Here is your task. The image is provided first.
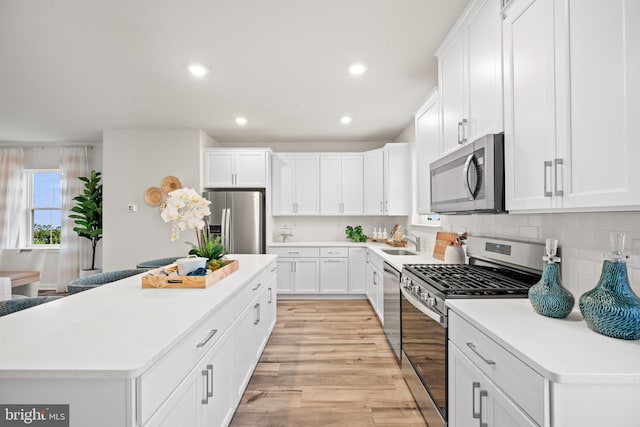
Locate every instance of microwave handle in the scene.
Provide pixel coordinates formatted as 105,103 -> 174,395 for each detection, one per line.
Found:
463,153 -> 478,201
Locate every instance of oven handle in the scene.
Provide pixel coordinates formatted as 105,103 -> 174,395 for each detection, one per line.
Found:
401,287 -> 447,327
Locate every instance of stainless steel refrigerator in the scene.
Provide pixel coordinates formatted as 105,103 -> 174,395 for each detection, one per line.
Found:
202,190 -> 266,254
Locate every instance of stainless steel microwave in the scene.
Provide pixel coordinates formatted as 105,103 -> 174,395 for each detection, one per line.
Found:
429,133 -> 505,214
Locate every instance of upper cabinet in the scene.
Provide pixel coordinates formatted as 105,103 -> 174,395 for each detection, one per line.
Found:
503,0 -> 640,212
320,154 -> 364,215
437,0 -> 503,154
203,149 -> 269,188
272,154 -> 320,215
363,144 -> 411,216
414,90 -> 440,214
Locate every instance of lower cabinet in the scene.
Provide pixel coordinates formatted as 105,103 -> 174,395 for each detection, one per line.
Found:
348,247 -> 366,293
319,247 -> 349,294
365,250 -> 384,323
448,343 -> 537,427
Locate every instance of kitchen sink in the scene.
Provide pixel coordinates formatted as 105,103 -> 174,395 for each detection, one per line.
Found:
380,249 -> 417,256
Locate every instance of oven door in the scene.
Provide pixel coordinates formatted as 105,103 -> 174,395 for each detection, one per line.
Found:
401,287 -> 447,427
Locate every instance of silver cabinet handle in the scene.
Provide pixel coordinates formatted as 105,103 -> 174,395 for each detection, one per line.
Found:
325,259 -> 344,263
479,390 -> 488,427
457,121 -> 463,144
254,303 -> 260,325
287,251 -> 300,255
252,282 -> 262,291
201,366 -> 211,404
196,329 -> 218,348
472,382 -> 481,419
373,271 -> 377,285
554,158 -> 564,196
466,342 -> 496,365
461,118 -> 468,143
544,161 -> 553,197
268,287 -> 273,304
270,266 -> 277,273
207,364 -> 213,398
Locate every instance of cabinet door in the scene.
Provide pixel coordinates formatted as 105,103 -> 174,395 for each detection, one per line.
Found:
271,154 -> 295,215
295,155 -> 320,215
341,155 -> 364,215
439,32 -> 466,154
232,301 -> 261,401
204,151 -> 234,188
236,151 -> 266,187
200,331 -> 233,427
319,258 -> 349,294
503,0 -> 557,211
264,276 -> 277,333
275,259 -> 294,293
145,370 -> 200,427
415,93 -> 441,214
363,150 -> 384,215
373,266 -> 384,324
556,0 -> 640,209
464,0 -> 503,141
348,247 -> 366,294
365,257 -> 375,309
320,156 -> 342,215
294,258 -> 319,293
384,144 -> 410,216
449,343 -> 537,427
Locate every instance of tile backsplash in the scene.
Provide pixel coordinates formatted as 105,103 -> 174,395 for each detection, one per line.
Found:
409,211 -> 640,296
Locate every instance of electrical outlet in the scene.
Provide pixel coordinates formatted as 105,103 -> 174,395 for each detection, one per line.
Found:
127,203 -> 137,213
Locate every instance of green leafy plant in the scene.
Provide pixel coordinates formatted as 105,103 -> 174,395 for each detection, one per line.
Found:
345,225 -> 368,242
70,170 -> 103,270
188,229 -> 227,270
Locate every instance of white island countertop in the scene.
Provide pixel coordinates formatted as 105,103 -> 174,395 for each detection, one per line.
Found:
268,240 -> 445,270
447,298 -> 640,384
0,254 -> 276,380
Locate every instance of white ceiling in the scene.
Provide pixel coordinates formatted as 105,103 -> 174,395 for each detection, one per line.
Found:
0,0 -> 469,144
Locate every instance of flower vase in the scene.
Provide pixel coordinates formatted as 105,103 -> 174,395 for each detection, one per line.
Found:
579,260 -> 640,340
528,263 -> 574,318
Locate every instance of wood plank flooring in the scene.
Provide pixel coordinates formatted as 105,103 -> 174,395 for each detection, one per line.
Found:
231,300 -> 427,427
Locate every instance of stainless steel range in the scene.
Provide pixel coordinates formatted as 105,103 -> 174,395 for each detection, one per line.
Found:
400,236 -> 545,427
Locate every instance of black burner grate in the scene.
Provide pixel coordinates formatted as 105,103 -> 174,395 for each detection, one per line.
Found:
404,264 -> 539,297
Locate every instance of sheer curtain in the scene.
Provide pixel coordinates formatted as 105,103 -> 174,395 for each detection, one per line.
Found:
0,147 -> 24,249
57,147 -> 89,292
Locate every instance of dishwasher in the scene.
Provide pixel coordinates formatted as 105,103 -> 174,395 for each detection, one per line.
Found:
383,262 -> 401,362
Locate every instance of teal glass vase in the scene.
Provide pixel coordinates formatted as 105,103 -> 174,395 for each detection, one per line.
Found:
529,263 -> 575,318
579,232 -> 640,340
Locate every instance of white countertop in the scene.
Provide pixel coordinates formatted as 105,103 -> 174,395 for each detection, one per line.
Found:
447,299 -> 640,384
0,254 -> 276,380
268,240 -> 445,270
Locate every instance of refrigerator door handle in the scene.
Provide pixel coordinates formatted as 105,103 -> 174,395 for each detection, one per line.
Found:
225,208 -> 232,251
220,208 -> 227,248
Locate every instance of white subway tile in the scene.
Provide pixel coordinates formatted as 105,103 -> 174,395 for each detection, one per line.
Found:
519,226 -> 539,239
609,212 -> 640,232
502,225 -> 519,237
528,215 -> 543,227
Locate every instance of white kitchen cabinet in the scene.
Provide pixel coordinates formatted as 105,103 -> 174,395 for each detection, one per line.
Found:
437,0 -> 503,153
200,330 -> 233,427
203,149 -> 268,188
363,149 -> 385,215
320,154 -> 363,215
348,247 -> 366,294
363,144 -> 410,216
504,0 -> 640,212
269,247 -> 320,294
264,275 -> 277,336
414,89 -> 440,214
365,250 -> 384,323
272,154 -> 320,215
448,343 -> 537,427
319,249 -> 349,294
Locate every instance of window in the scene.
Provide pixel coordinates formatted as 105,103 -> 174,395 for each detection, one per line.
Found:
26,170 -> 62,246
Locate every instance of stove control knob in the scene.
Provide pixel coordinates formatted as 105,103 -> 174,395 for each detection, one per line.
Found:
412,285 -> 421,293
426,297 -> 436,307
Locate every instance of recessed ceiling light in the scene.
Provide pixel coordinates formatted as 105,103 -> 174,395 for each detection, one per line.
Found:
188,63 -> 209,77
235,116 -> 248,125
349,63 -> 367,75
340,116 -> 352,125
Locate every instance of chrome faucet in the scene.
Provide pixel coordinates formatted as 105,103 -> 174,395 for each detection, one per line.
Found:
403,234 -> 421,252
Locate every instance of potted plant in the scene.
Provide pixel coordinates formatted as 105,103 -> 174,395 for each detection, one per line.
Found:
345,225 -> 368,242
70,170 -> 103,277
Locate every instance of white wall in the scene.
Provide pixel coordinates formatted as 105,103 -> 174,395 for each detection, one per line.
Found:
408,212 -> 640,297
102,129 -> 217,270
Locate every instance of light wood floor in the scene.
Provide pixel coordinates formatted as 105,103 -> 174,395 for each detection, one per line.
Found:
231,300 -> 427,427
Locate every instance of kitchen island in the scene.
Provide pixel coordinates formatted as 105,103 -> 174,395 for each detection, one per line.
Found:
0,254 -> 277,427
447,299 -> 640,427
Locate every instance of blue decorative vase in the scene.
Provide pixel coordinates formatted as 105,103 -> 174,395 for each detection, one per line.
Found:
579,259 -> 640,340
529,263 -> 575,318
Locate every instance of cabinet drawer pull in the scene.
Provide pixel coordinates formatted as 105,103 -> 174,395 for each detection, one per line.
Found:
268,287 -> 273,304
270,266 -> 277,273
461,118 -> 468,143
207,364 -> 214,398
472,382 -> 481,419
254,303 -> 261,325
196,329 -> 218,348
466,342 -> 496,365
554,158 -> 564,196
201,369 -> 210,404
544,161 -> 553,197
252,282 -> 262,291
288,251 -> 300,254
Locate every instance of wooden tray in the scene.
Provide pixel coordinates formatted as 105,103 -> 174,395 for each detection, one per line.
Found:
142,260 -> 239,288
